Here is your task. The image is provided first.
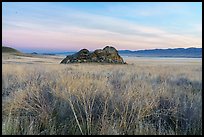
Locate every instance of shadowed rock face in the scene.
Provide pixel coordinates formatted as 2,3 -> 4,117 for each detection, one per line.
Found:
60,46 -> 126,64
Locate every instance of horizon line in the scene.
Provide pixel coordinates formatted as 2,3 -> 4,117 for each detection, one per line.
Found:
2,46 -> 201,53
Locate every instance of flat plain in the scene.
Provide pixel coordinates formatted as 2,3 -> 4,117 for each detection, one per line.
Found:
2,53 -> 202,135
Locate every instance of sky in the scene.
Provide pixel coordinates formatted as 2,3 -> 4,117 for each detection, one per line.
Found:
2,2 -> 202,53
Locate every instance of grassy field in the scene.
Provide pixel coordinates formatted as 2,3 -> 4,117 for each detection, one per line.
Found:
2,54 -> 202,135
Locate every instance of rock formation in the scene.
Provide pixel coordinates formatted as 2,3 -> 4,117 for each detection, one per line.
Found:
60,46 -> 126,64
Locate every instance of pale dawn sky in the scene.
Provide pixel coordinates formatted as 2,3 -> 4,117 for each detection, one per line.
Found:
2,2 -> 202,53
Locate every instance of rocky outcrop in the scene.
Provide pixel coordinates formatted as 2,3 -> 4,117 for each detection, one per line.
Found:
60,46 -> 126,64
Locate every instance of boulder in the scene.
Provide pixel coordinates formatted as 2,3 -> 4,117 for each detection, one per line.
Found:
60,46 -> 126,64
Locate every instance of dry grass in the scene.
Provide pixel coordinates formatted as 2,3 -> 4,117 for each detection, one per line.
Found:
2,56 -> 202,135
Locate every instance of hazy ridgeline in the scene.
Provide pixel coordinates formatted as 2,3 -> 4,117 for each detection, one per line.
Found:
2,62 -> 202,135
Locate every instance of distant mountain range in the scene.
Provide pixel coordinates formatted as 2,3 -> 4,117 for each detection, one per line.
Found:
43,47 -> 202,58
2,46 -> 202,58
118,47 -> 202,58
